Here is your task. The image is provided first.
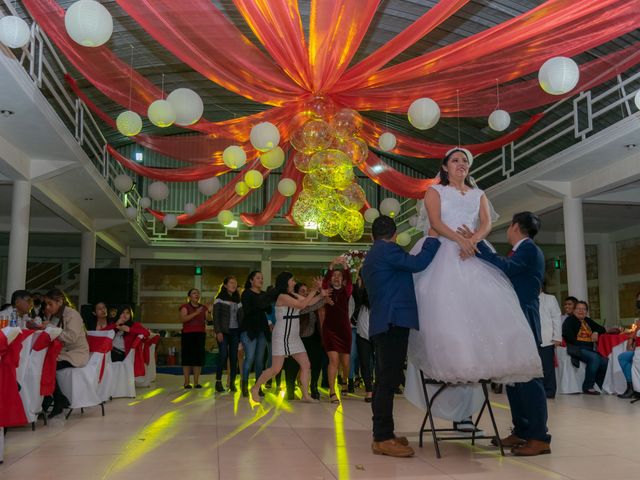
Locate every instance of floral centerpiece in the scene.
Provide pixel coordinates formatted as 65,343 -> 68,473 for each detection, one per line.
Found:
342,249 -> 367,274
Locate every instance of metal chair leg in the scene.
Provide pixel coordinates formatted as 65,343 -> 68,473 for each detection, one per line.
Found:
65,409 -> 73,419
482,382 -> 504,456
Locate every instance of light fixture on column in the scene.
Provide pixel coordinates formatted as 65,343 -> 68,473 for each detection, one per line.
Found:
224,220 -> 239,238
304,221 -> 318,240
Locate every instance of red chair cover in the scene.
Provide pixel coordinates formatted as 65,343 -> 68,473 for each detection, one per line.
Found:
31,331 -> 52,352
40,339 -> 63,396
0,331 -> 28,427
597,333 -> 628,358
87,336 -> 114,382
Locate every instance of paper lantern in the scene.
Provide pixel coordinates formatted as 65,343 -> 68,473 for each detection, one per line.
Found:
634,90 -> 640,110
408,215 -> 418,228
114,174 -> 133,192
235,181 -> 250,196
148,99 -> 176,128
538,57 -> 579,95
139,197 -> 151,209
378,132 -> 397,152
161,214 -> 178,229
260,146 -> 285,169
250,122 -> 280,152
396,231 -> 412,247
64,0 -> 113,47
222,145 -> 247,169
302,119 -> 334,151
125,206 -> 138,219
408,98 -> 440,130
488,110 -> 511,132
0,16 -> 30,49
166,88 -> 204,126
364,207 -> 380,223
331,108 -> 361,139
184,203 -> 196,215
244,170 -> 263,189
148,181 -> 169,201
116,110 -> 142,137
217,210 -> 234,226
198,177 -> 220,196
339,210 -> 365,243
277,178 -> 297,197
380,197 -> 401,218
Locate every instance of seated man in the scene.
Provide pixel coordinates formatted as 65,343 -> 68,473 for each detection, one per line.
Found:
617,314 -> 640,400
0,290 -> 36,329
562,301 -> 607,395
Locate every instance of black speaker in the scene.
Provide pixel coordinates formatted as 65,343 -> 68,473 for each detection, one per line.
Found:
88,268 -> 134,306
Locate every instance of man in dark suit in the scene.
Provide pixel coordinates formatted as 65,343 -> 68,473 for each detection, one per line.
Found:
361,216 -> 440,458
461,211 -> 551,456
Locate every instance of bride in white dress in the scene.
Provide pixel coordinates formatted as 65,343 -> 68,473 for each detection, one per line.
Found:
404,148 -> 542,419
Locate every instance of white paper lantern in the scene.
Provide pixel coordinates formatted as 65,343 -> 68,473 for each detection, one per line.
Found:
184,203 -> 197,215
488,109 -> 511,132
139,197 -> 151,209
378,132 -> 397,152
223,145 -> 247,169
198,177 -> 221,196
408,215 -> 418,228
364,207 -> 380,223
634,90 -> 640,110
277,178 -> 297,197
125,206 -> 138,219
408,98 -> 440,130
64,0 -> 113,47
167,88 -> 203,126
538,56 -> 580,95
148,181 -> 169,201
116,110 -> 142,137
0,16 -> 30,49
260,146 -> 285,169
163,214 -> 178,229
380,198 -> 401,218
250,122 -> 280,152
113,174 -> 133,192
148,99 -> 176,128
217,210 -> 234,226
396,231 -> 412,247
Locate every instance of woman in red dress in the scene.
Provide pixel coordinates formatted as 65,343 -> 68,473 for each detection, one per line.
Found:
321,257 -> 353,404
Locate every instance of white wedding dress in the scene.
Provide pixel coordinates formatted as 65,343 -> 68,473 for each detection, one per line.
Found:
404,184 -> 542,419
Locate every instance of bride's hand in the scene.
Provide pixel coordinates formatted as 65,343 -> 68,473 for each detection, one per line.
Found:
457,236 -> 479,257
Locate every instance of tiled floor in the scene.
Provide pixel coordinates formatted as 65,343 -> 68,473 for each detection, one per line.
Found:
2,374 -> 639,480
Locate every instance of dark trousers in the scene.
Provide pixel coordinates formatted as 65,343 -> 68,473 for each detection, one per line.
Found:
283,333 -> 323,395
539,345 -> 556,398
506,369 -> 551,443
371,326 -> 409,442
216,328 -> 240,383
356,334 -> 375,392
577,346 -> 608,391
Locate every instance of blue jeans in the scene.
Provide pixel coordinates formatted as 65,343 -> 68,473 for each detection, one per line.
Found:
618,351 -> 634,382
577,346 -> 608,391
240,331 -> 267,382
349,326 -> 359,379
216,328 -> 240,383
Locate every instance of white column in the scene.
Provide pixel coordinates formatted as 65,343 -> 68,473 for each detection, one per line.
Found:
597,236 -> 619,326
119,246 -> 130,268
6,180 -> 31,300
79,231 -> 96,305
261,249 -> 272,287
562,196 -> 588,302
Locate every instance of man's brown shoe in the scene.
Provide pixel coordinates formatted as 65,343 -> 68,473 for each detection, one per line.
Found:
395,436 -> 409,446
372,439 -> 415,457
512,439 -> 551,456
491,434 -> 525,448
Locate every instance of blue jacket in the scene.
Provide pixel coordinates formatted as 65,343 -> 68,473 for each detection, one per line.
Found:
361,238 -> 440,337
476,239 -> 545,345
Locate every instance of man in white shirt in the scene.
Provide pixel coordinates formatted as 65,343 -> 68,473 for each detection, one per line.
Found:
539,285 -> 563,398
0,290 -> 34,329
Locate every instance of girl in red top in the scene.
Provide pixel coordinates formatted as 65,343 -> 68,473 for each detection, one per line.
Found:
321,257 -> 353,404
102,305 -> 150,362
179,289 -> 211,389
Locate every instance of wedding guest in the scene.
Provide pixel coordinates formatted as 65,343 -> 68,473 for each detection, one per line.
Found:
42,289 -> 89,417
539,284 -> 563,398
213,276 -> 242,392
562,300 -> 608,394
561,296 -> 578,322
354,275 -> 374,402
179,288 -> 211,389
322,257 -> 353,404
86,301 -> 108,331
617,292 -> 640,399
263,286 -> 282,392
101,305 -> 150,362
240,271 -> 272,398
0,290 -> 33,328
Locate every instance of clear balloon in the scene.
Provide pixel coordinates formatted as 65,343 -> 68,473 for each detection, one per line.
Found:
338,182 -> 366,211
339,210 -> 365,242
305,96 -> 336,121
333,136 -> 369,166
302,119 -> 334,152
318,210 -> 341,237
331,108 -> 362,139
292,151 -> 313,173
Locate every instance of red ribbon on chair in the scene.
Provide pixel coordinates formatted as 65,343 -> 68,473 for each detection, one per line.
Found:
40,339 -> 63,396
143,335 -> 160,365
87,336 -> 113,382
0,331 -> 28,427
31,331 -> 52,352
131,335 -> 146,377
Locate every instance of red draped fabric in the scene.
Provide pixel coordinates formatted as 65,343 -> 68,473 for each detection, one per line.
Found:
360,151 -> 438,199
41,339 -> 62,396
130,336 -> 146,378
0,331 -> 28,427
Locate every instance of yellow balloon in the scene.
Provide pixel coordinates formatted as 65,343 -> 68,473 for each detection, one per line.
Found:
339,210 -> 365,243
302,119 -> 334,151
259,146 -> 285,169
217,210 -> 234,226
292,191 -> 320,226
235,181 -> 250,196
318,210 -> 341,237
338,182 -> 366,211
244,170 -> 263,189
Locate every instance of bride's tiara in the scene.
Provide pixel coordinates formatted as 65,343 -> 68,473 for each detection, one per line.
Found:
445,147 -> 473,166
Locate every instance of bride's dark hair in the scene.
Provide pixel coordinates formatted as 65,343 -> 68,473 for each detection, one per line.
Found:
438,149 -> 475,188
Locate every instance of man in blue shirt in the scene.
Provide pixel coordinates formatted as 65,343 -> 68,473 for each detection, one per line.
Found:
361,216 -> 440,458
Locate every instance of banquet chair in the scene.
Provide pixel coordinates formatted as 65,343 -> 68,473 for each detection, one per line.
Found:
87,330 -> 115,403
631,346 -> 640,404
135,333 -> 159,388
555,346 -> 588,394
111,334 -> 144,398
1,326 -> 23,465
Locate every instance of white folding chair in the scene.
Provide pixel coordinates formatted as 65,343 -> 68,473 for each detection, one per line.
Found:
135,334 -> 159,388
111,334 -> 143,398
87,330 -> 115,403
631,347 -> 640,399
602,341 -> 629,395
555,346 -> 587,394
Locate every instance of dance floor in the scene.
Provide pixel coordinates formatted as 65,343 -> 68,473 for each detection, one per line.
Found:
2,374 -> 639,480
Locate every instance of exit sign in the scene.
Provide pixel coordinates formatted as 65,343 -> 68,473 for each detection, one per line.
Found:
195,266 -> 203,276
